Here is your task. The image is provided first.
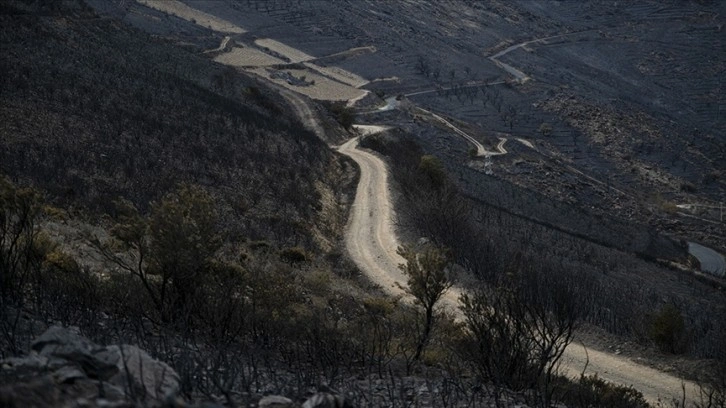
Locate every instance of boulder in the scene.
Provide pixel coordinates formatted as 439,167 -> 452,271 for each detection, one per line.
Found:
2,326 -> 180,408
107,344 -> 180,404
2,354 -> 50,371
302,392 -> 352,408
32,326 -> 119,380
53,365 -> 86,384
258,395 -> 295,408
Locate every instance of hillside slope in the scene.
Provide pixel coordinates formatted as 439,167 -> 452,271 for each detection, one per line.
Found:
0,0 -> 352,251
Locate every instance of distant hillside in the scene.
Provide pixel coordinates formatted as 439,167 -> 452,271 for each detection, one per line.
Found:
0,0 -> 352,250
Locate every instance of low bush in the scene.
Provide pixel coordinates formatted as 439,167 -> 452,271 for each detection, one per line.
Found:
649,303 -> 687,354
555,374 -> 649,408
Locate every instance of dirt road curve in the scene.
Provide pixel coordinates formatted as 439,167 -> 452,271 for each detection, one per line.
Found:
561,345 -> 698,405
339,131 -> 466,308
488,29 -> 600,82
338,137 -> 409,296
278,88 -> 326,139
416,107 -> 507,157
337,132 -> 698,405
276,84 -> 698,404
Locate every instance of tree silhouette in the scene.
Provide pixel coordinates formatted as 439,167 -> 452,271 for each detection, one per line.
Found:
397,244 -> 452,365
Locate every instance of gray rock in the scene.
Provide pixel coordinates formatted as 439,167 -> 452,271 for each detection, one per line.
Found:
107,344 -> 180,405
32,326 -> 94,356
2,354 -> 49,370
258,395 -> 295,408
65,377 -> 106,403
53,365 -> 87,384
94,398 -> 135,408
302,392 -> 352,408
92,347 -> 123,378
32,326 -> 119,380
2,326 -> 182,408
96,381 -> 128,401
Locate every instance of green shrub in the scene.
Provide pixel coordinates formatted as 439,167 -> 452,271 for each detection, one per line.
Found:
327,102 -> 356,130
418,155 -> 446,188
43,247 -> 80,273
556,374 -> 649,408
105,184 -> 220,321
279,246 -> 309,265
649,303 -> 687,354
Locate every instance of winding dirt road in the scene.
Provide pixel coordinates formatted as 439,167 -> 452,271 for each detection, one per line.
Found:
488,29 -> 600,82
142,0 -> 706,401
339,131 -> 466,308
339,137 -> 408,296
415,107 -> 507,157
336,128 -> 698,405
279,80 -> 698,407
404,81 -> 506,98
277,87 -> 326,139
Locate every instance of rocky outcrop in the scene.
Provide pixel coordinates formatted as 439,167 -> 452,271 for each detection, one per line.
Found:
1,326 -> 179,408
106,344 -> 180,404
259,389 -> 353,408
301,390 -> 352,408
258,395 -> 295,407
0,326 -> 356,408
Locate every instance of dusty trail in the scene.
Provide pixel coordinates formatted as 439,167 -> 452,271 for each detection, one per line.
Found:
488,29 -> 600,82
417,107 -> 507,157
277,87 -> 326,139
338,137 -> 408,296
280,75 -> 698,408
336,129 -> 697,405
404,81 -> 505,98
